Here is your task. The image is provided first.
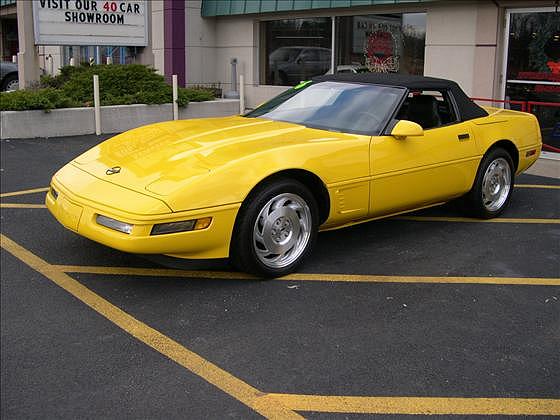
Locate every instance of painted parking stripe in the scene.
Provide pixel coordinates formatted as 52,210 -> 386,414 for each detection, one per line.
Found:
516,184 -> 560,189
0,234 -> 302,419
54,265 -> 560,286
3,234 -> 559,417
268,394 -> 560,416
395,216 -> 560,224
0,203 -> 47,209
0,187 -> 49,198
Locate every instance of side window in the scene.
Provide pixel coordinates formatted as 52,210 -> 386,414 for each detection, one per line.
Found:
396,89 -> 458,129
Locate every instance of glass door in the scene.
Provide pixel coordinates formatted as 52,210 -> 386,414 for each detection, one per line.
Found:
502,7 -> 560,150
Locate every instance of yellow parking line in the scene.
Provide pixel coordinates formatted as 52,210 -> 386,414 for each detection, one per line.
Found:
516,184 -> 560,189
54,265 -> 560,286
268,394 -> 560,416
396,216 -> 560,224
0,203 -> 47,209
3,234 -> 559,417
55,265 -> 257,280
0,234 -> 302,419
0,187 -> 49,198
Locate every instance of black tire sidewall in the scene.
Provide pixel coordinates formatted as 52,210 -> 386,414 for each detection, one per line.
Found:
468,148 -> 515,218
230,179 -> 319,278
2,74 -> 18,91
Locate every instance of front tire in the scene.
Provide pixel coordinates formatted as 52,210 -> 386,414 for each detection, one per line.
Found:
230,179 -> 318,277
464,148 -> 514,218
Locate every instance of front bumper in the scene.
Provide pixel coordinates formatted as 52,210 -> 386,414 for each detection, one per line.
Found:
46,168 -> 240,259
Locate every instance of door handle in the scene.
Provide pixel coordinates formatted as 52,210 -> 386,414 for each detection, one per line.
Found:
457,133 -> 470,140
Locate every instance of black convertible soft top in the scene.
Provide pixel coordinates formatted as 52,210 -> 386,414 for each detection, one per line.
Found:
313,73 -> 488,121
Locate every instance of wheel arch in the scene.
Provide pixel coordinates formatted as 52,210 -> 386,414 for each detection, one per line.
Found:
1,71 -> 18,90
485,139 -> 519,172
242,169 -> 331,225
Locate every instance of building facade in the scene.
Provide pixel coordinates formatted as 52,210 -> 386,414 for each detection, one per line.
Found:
148,0 -> 558,111
5,0 -> 559,145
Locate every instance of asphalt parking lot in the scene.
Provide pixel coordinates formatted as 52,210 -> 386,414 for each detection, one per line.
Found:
1,135 -> 559,419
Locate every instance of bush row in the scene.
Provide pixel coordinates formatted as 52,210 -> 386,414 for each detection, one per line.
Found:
0,64 -> 215,111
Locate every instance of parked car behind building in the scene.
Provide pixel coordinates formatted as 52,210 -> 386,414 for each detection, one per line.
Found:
1,61 -> 18,91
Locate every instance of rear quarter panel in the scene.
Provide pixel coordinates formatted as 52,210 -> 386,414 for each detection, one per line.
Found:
471,108 -> 542,173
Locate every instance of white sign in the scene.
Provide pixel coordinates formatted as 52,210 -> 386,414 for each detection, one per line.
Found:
33,0 -> 148,46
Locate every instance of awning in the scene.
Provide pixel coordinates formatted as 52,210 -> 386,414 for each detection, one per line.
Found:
201,0 -> 432,17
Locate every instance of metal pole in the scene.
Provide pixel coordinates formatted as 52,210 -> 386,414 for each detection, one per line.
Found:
172,74 -> 179,121
93,75 -> 101,135
239,74 -> 245,114
231,59 -> 238,93
225,58 -> 240,99
330,16 -> 335,74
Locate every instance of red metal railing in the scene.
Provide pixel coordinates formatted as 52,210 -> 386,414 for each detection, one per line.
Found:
527,101 -> 560,153
471,98 -> 560,153
527,101 -> 560,114
471,97 -> 527,112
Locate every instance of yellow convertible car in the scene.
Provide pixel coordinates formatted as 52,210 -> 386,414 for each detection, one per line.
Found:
47,74 -> 542,277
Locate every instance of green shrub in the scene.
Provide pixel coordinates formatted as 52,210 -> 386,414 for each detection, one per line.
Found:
1,64 -> 216,111
0,88 -> 80,112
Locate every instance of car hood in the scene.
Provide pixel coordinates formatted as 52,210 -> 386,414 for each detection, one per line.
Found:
72,116 -> 336,201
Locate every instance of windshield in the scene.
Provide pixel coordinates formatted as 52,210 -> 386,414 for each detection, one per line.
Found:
245,81 -> 404,135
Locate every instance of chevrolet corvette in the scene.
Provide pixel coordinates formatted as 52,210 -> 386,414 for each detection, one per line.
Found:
47,74 -> 542,276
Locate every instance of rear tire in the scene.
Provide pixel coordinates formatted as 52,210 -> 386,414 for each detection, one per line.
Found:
230,179 -> 318,278
464,148 -> 514,218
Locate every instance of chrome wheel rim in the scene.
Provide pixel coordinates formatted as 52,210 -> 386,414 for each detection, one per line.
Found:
253,193 -> 312,269
482,157 -> 511,212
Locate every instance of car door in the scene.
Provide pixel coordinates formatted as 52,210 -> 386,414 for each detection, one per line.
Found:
369,90 -> 480,217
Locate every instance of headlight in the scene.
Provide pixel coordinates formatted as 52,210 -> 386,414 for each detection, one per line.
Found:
151,217 -> 212,235
96,214 -> 133,234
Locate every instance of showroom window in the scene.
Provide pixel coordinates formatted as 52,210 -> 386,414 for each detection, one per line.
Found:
261,17 -> 332,86
261,13 -> 426,86
335,13 -> 426,75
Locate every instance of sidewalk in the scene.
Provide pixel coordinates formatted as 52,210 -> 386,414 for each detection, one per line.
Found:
525,151 -> 560,179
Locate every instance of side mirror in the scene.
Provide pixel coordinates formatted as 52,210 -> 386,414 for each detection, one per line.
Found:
391,120 -> 424,139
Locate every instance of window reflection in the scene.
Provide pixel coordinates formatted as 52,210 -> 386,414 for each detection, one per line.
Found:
263,18 -> 332,86
335,13 -> 426,75
506,11 -> 559,149
507,12 -> 559,83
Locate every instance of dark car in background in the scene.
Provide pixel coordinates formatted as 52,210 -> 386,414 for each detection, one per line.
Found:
1,61 -> 19,92
269,46 -> 331,85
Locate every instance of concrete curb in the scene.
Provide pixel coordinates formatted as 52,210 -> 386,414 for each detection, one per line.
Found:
0,99 -> 240,139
